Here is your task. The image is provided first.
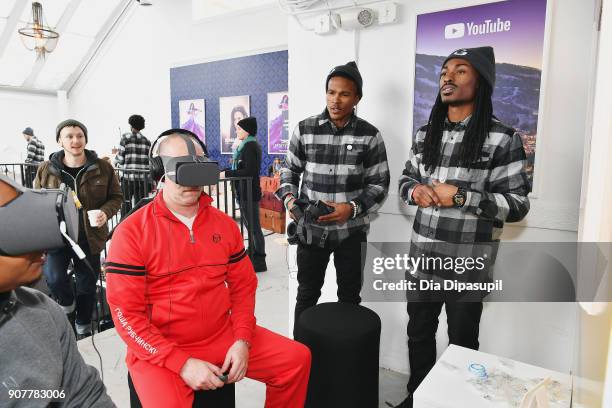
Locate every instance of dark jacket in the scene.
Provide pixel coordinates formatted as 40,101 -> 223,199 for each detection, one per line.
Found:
34,150 -> 123,254
225,141 -> 262,202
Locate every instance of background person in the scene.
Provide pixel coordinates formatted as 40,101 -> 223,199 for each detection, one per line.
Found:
35,119 -> 122,338
22,126 -> 44,188
221,117 -> 267,272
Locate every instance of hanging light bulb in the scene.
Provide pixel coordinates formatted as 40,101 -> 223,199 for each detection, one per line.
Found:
18,2 -> 60,60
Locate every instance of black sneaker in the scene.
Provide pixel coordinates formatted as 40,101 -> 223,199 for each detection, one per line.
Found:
76,332 -> 92,341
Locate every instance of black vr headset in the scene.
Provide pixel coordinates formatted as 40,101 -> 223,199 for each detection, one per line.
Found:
149,128 -> 219,186
286,199 -> 335,246
0,176 -> 79,256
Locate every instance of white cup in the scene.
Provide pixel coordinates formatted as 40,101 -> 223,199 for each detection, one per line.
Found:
87,209 -> 102,227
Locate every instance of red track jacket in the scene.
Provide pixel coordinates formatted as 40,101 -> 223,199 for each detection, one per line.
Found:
105,191 -> 257,375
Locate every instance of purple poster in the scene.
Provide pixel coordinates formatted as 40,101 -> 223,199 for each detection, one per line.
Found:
414,0 -> 548,183
219,95 -> 250,155
179,99 -> 206,143
267,91 -> 289,154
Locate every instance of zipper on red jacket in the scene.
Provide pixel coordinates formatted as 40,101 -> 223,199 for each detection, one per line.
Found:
189,229 -> 195,243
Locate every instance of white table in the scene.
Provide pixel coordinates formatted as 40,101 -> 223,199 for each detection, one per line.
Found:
413,345 -> 572,408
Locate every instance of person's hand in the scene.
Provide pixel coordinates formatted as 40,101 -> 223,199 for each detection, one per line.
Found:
431,179 -> 459,207
317,201 -> 352,225
221,340 -> 250,384
219,171 -> 226,179
95,211 -> 108,227
287,197 -> 298,220
180,358 -> 225,391
411,184 -> 441,208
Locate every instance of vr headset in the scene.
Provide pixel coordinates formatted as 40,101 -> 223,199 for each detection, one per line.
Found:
0,175 -> 79,256
286,199 -> 335,245
149,128 -> 219,186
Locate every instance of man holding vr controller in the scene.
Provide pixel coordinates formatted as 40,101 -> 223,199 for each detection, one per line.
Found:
105,129 -> 311,407
276,61 -> 390,330
0,176 -> 114,407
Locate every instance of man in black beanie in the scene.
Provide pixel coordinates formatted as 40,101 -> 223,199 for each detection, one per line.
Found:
394,47 -> 531,407
36,119 -> 122,339
115,114 -> 152,213
21,126 -> 44,187
275,61 -> 390,334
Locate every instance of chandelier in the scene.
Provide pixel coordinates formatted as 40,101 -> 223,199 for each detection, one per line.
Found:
18,2 -> 60,60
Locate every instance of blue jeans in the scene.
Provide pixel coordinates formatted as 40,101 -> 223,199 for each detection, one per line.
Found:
43,241 -> 100,325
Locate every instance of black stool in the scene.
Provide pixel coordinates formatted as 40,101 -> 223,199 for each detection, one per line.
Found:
295,302 -> 381,408
127,372 -> 235,408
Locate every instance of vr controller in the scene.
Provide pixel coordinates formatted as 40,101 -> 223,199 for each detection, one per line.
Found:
286,199 -> 334,246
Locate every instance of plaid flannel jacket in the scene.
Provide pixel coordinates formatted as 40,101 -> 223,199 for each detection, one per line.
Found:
399,116 -> 530,261
114,132 -> 151,180
25,136 -> 45,164
276,109 -> 390,247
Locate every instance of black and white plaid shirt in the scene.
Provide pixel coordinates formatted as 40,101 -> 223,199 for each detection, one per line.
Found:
25,136 -> 45,164
399,116 -> 530,260
276,109 -> 390,247
114,132 -> 151,180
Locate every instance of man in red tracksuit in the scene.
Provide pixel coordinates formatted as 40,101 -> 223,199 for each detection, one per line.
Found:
105,134 -> 311,407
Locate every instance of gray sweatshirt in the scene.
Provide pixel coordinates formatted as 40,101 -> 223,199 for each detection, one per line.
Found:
0,287 -> 115,407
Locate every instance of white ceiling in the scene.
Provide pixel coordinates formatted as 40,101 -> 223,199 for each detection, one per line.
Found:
0,0 -> 130,93
192,0 -> 276,21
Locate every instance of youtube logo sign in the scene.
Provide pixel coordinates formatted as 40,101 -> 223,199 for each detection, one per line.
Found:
445,23 -> 465,39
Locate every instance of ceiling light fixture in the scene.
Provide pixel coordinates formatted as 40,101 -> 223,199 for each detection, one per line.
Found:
18,2 -> 60,60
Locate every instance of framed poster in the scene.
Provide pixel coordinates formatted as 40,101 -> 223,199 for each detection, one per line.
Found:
219,95 -> 250,154
267,91 -> 289,154
179,99 -> 206,143
413,0 -> 549,187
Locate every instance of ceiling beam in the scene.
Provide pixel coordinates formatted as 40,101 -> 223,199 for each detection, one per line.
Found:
22,0 -> 83,88
0,84 -> 56,96
63,0 -> 134,95
0,0 -> 29,60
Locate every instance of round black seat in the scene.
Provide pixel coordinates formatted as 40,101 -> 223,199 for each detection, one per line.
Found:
127,372 -> 235,408
295,302 -> 381,408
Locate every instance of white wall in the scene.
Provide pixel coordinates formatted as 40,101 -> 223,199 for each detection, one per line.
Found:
0,91 -> 61,163
287,0 -> 599,376
67,0 -> 287,156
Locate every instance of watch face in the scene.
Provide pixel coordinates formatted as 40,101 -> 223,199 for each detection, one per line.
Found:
454,194 -> 465,207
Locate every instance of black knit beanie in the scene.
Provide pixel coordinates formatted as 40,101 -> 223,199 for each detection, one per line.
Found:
326,61 -> 363,97
237,117 -> 257,136
442,46 -> 496,88
56,119 -> 88,143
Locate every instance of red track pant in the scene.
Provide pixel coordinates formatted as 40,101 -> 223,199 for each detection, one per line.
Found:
129,326 -> 311,408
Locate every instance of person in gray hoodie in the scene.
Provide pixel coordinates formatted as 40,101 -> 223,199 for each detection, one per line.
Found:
0,176 -> 115,407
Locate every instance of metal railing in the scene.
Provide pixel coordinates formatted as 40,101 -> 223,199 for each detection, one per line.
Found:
0,162 -> 40,188
1,162 -> 255,333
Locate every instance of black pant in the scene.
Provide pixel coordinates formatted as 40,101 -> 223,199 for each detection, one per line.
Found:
22,166 -> 37,188
121,178 -> 151,214
294,231 -> 366,335
238,198 -> 266,257
406,301 -> 483,393
43,241 -> 101,325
